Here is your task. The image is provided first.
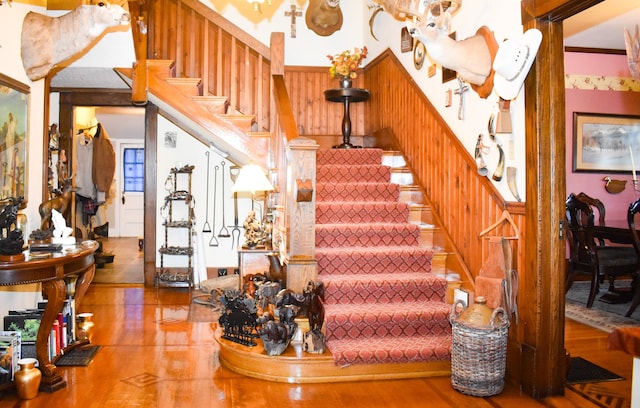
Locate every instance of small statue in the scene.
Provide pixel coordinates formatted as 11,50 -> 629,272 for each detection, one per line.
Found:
243,210 -> 266,247
51,209 -> 73,239
0,196 -> 25,256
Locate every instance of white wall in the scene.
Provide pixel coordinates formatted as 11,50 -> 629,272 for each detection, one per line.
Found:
0,2 -> 50,314
156,115 -> 251,268
205,0 -> 528,199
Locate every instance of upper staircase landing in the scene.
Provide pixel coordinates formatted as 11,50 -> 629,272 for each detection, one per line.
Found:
115,60 -> 269,167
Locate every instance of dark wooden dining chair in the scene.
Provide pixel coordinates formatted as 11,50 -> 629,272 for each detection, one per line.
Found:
625,198 -> 640,317
576,192 -> 606,246
565,193 -> 638,308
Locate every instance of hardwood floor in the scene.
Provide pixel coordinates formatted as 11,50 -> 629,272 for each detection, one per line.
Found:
0,244 -> 633,407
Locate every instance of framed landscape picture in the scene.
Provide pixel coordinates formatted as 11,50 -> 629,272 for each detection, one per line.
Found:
0,73 -> 29,202
573,112 -> 640,173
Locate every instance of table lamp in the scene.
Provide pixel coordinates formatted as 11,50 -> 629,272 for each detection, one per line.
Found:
231,164 -> 274,248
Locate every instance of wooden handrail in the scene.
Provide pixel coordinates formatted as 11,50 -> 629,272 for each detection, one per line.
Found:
272,75 -> 300,142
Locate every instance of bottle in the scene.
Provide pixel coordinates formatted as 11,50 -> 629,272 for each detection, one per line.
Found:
457,296 -> 493,327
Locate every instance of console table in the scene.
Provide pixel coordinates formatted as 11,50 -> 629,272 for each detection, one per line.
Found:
0,240 -> 98,392
324,87 -> 370,148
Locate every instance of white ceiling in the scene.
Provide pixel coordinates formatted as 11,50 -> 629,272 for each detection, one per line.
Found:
564,0 -> 640,51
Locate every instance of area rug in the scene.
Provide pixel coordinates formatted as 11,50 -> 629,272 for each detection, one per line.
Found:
565,357 -> 628,408
565,281 -> 640,332
187,290 -> 220,322
566,357 -> 624,384
567,382 -> 630,408
55,345 -> 101,366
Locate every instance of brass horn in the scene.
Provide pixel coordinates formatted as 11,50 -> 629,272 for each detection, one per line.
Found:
475,134 -> 488,176
492,144 -> 505,181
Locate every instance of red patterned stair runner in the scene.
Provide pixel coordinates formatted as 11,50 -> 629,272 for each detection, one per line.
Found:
316,148 -> 452,367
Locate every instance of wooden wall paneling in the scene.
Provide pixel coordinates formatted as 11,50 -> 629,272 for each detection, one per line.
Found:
363,51 -> 526,285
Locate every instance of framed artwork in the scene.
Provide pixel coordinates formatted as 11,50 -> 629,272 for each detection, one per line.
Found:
0,73 -> 29,202
573,112 -> 640,173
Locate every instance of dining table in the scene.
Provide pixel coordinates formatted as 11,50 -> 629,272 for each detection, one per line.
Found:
592,219 -> 638,245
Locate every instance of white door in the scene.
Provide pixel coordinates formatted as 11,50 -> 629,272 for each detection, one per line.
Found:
118,143 -> 144,237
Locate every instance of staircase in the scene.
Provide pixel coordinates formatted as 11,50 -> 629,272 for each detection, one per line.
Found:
316,148 -> 452,367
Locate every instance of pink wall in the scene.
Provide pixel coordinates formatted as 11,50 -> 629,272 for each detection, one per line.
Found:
565,53 -> 640,222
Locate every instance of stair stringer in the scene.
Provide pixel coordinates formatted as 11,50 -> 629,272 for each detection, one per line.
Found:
114,65 -> 268,167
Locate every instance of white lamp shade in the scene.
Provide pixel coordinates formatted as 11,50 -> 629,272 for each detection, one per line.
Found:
231,164 -> 274,194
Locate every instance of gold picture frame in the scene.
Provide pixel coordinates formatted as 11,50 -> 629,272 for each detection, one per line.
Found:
573,112 -> 640,173
0,73 -> 29,203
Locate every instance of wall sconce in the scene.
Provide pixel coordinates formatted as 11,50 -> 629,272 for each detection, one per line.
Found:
248,0 -> 271,12
232,164 -> 274,248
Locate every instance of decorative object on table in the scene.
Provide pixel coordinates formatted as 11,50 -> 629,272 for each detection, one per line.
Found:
218,291 -> 259,347
50,209 -> 74,244
573,113 -> 640,173
603,177 -> 627,194
14,357 -> 41,400
450,297 -> 510,397
327,45 -> 368,87
20,3 -> 130,81
231,164 -> 274,248
305,0 -> 342,37
28,228 -> 52,245
0,196 -> 25,258
39,176 -> 74,230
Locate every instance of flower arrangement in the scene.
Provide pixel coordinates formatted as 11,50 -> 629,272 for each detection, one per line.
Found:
327,46 -> 368,79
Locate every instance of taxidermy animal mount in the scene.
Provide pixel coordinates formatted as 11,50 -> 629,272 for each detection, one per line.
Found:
306,0 -> 342,37
406,10 -> 498,98
21,1 -> 131,81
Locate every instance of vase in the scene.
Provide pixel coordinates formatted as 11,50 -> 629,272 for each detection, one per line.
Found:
339,76 -> 352,89
14,358 -> 41,400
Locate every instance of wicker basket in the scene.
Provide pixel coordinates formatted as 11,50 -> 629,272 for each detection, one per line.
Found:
450,306 -> 510,397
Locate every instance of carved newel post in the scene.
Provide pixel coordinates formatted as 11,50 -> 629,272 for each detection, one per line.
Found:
284,137 -> 319,293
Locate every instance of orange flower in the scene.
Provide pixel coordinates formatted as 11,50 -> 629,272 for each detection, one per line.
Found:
327,46 -> 368,79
